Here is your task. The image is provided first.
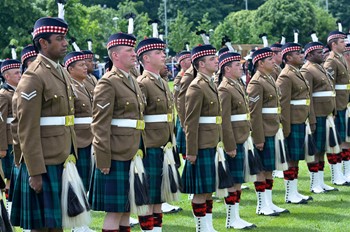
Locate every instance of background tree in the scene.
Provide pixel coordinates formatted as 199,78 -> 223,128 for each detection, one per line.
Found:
168,10 -> 193,53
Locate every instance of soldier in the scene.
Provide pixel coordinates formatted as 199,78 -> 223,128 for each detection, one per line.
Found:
11,17 -> 77,231
181,44 -> 221,231
218,51 -> 256,229
323,31 -> 350,185
270,43 -> 283,81
247,48 -> 289,215
136,37 -> 174,232
276,42 -> 313,204
301,42 -> 339,193
0,59 -> 21,215
82,50 -> 98,96
20,45 -> 38,73
344,43 -> 350,67
90,32 -> 143,232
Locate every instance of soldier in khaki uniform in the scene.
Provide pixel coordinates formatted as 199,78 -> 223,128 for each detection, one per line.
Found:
276,43 -> 312,204
247,48 -> 289,215
181,44 -> 221,232
301,42 -> 339,193
270,43 -> 283,81
11,17 -> 77,231
136,37 -> 174,232
218,51 -> 256,229
323,31 -> 350,185
21,45 -> 38,73
90,33 -> 143,232
82,50 -> 98,96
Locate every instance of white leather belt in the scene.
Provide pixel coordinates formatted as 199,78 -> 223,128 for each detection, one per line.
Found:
230,114 -> 250,121
6,117 -> 14,124
74,117 -> 92,124
40,115 -> 74,126
312,91 -> 335,97
262,107 -> 280,114
199,116 -> 222,124
111,119 -> 145,130
144,114 -> 173,123
290,99 -> 310,106
335,84 -> 350,90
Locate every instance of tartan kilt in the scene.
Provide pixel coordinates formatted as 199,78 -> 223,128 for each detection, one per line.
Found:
314,116 -> 326,155
257,136 -> 276,171
11,163 -> 63,229
286,123 -> 306,161
226,143 -> 244,183
334,109 -> 346,143
176,117 -> 186,155
90,160 -> 131,212
2,145 -> 14,179
8,165 -> 19,202
76,145 -> 93,191
143,148 -> 164,204
181,148 -> 216,194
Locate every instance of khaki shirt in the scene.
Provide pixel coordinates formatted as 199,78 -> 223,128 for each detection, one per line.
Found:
92,66 -> 144,169
177,66 -> 194,126
173,69 -> 185,113
16,54 -> 77,176
270,64 -> 282,81
0,84 -> 14,150
218,77 -> 250,151
247,70 -> 280,144
83,73 -> 98,97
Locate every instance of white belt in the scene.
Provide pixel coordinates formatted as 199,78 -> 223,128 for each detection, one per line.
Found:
312,91 -> 335,97
144,114 -> 173,123
111,119 -> 145,130
74,117 -> 92,124
290,99 -> 310,106
230,114 -> 250,121
199,116 -> 222,124
335,84 -> 350,90
40,115 -> 74,126
6,117 -> 14,124
262,107 -> 280,114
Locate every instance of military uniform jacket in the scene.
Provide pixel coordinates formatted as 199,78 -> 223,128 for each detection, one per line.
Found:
11,92 -> 21,166
276,64 -> 310,138
270,64 -> 282,81
177,66 -> 194,126
323,51 -> 350,111
218,77 -> 250,151
0,83 -> 14,150
136,70 -> 174,148
185,72 -> 221,155
301,61 -> 336,125
92,66 -> 145,169
16,54 -> 77,176
72,79 -> 93,148
247,70 -> 280,144
173,69 -> 185,113
83,73 -> 98,97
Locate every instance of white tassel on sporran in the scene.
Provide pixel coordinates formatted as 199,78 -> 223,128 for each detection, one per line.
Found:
275,126 -> 288,171
214,142 -> 230,198
305,120 -> 316,163
243,135 -> 257,183
326,115 -> 341,154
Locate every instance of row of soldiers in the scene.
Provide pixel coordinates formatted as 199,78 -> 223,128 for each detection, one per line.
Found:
1,15 -> 350,232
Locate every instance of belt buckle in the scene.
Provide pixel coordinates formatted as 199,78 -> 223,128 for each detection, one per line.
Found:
136,120 -> 145,130
277,107 -> 281,114
347,84 -> 350,90
306,99 -> 310,106
247,113 -> 250,121
332,91 -> 336,97
65,115 -> 74,126
216,116 -> 222,124
167,113 -> 173,122
279,123 -> 283,129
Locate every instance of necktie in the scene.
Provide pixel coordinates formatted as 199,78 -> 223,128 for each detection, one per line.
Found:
128,75 -> 135,90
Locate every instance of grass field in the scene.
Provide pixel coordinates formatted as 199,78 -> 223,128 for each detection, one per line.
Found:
15,81 -> 350,231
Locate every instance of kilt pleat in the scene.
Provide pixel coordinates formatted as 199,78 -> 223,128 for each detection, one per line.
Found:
76,145 -> 93,191
181,148 -> 216,194
286,123 -> 306,161
226,144 -> 244,183
90,160 -> 131,212
256,136 -> 276,171
175,117 -> 186,155
2,145 -> 14,179
143,148 -> 164,204
314,116 -> 326,154
10,163 -> 63,229
334,109 -> 346,143
8,165 -> 19,202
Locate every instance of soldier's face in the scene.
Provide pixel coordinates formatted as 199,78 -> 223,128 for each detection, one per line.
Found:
146,50 -> 166,70
227,61 -> 242,79
260,56 -> 275,73
180,57 -> 191,71
273,52 -> 282,65
45,34 -> 68,60
4,68 -> 21,87
114,46 -> 137,70
203,55 -> 218,73
68,60 -> 87,79
334,38 -> 346,53
311,49 -> 323,64
288,51 -> 304,66
85,58 -> 94,73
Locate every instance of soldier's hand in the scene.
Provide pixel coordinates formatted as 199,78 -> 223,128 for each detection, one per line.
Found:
226,150 -> 237,158
100,168 -> 110,175
255,143 -> 264,151
29,175 -> 42,194
186,155 -> 197,165
0,151 -> 6,158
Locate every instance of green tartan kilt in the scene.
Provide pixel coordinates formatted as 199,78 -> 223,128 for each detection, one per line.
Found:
143,148 -> 164,204
181,147 -> 216,194
90,160 -> 131,212
76,145 -> 93,191
226,143 -> 244,183
286,123 -> 306,161
314,116 -> 326,154
176,117 -> 186,155
10,163 -> 63,230
334,109 -> 346,143
2,144 -> 14,179
8,165 -> 19,202
257,136 -> 276,171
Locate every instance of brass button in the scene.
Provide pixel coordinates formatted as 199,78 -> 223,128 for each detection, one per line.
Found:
82,104 -> 86,107
270,94 -> 272,98
54,95 -> 57,98
157,98 -> 160,102
69,96 -> 72,100
126,102 -> 129,105
210,101 -> 213,104
67,86 -> 70,90
71,107 -> 74,112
